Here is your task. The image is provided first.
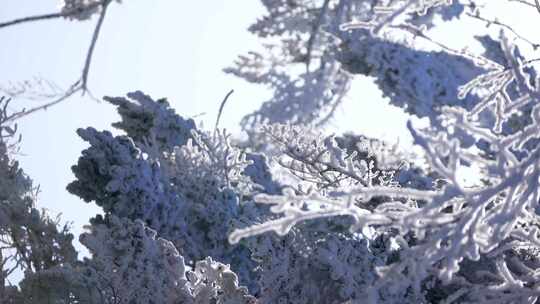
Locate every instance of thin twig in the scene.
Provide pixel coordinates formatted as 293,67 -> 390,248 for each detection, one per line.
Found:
0,1 -> 112,121
0,12 -> 65,29
466,12 -> 540,50
81,0 -> 111,92
507,0 -> 536,8
1,77 -> 66,101
214,89 -> 234,131
4,82 -> 82,123
0,2 -> 102,29
306,0 -> 330,72
390,23 -> 494,67
191,112 -> 207,119
523,57 -> 540,65
316,89 -> 345,127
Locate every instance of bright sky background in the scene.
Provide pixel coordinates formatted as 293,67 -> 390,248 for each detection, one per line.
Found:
1,0 -> 539,259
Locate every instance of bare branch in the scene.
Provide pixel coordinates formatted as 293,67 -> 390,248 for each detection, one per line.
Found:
305,0 -> 330,72
4,82 -> 81,123
0,2 -> 102,29
507,0 -> 536,8
81,0 -> 112,92
466,12 -> 540,50
0,0 -> 113,121
214,89 -> 234,131
0,12 -> 65,29
0,77 -> 65,100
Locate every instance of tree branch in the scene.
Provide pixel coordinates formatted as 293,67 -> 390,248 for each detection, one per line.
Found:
0,2 -> 102,29
0,0 -> 113,121
214,89 -> 234,131
0,12 -> 65,29
508,0 -> 536,8
4,82 -> 81,123
466,12 -> 540,50
81,0 -> 112,91
305,0 -> 330,72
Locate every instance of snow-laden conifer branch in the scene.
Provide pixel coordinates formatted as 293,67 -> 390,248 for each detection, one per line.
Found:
340,0 -> 454,34
79,215 -> 256,303
229,24 -> 540,301
0,99 -> 79,302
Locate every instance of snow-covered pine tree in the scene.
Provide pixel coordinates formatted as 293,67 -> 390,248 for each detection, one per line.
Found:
0,97 -> 80,303
67,91 -> 409,303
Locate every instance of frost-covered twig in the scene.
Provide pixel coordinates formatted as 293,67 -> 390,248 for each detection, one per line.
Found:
466,12 -> 540,50
214,89 -> 234,132
230,26 -> 540,301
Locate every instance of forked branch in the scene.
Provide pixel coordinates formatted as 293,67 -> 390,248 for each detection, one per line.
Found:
0,0 -> 114,121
